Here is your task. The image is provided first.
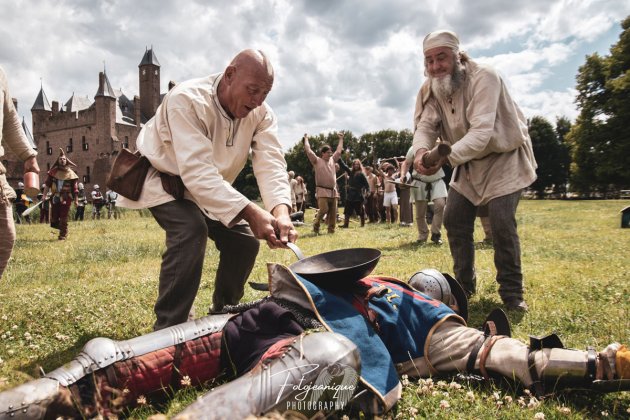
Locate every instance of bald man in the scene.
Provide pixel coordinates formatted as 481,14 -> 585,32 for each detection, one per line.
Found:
118,50 -> 296,329
412,31 -> 537,311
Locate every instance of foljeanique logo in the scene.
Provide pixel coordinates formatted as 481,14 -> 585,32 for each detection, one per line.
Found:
273,362 -> 359,412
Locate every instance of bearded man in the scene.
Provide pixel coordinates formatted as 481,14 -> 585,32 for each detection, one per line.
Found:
412,30 -> 537,311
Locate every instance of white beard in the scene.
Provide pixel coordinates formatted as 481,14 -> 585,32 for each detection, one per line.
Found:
430,64 -> 465,100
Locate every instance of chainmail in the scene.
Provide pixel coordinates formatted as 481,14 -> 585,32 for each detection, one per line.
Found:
221,296 -> 323,330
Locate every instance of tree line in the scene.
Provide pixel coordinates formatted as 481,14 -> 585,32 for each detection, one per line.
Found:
234,15 -> 630,201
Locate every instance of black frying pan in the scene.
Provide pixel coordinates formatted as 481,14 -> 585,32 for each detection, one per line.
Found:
249,243 -> 381,291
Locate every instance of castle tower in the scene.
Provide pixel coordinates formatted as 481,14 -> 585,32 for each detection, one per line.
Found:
30,85 -> 52,137
139,47 -> 161,121
94,71 -> 117,151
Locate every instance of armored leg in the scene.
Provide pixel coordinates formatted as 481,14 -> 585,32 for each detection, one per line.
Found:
175,331 -> 361,420
0,314 -> 232,419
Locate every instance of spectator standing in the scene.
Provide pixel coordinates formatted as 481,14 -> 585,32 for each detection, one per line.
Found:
91,184 -> 105,220
401,146 -> 447,245
74,183 -> 87,221
37,184 -> 50,224
13,182 -> 31,224
339,158 -> 369,228
364,166 -> 379,223
303,133 -> 343,234
106,188 -> 119,219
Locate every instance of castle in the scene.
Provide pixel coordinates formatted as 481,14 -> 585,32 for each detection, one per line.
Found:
1,48 -> 166,191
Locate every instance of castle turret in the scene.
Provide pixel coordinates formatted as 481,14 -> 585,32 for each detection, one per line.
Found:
30,85 -> 52,136
94,71 -> 117,152
139,47 -> 161,121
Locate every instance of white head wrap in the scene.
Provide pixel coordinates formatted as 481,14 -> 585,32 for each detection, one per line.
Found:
423,30 -> 460,54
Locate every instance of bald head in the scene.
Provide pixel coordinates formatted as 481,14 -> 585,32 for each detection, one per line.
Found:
218,49 -> 274,119
229,49 -> 274,80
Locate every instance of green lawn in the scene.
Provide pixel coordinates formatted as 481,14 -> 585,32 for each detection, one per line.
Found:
1,200 -> 629,419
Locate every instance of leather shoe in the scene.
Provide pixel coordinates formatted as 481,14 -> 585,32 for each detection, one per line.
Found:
504,299 -> 529,312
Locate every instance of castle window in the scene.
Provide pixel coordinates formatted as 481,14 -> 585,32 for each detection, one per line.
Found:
66,138 -> 73,153
83,166 -> 91,184
123,136 -> 129,149
82,136 -> 89,151
2,160 -> 8,167
47,163 -> 50,170
46,141 -> 52,155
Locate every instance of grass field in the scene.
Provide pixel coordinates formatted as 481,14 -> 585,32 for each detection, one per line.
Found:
1,199 -> 629,419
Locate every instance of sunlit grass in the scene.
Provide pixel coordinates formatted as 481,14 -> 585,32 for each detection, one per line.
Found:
1,200 -> 629,418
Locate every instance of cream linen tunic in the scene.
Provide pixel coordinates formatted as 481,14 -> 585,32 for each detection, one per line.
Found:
117,73 -> 291,227
0,66 -> 37,163
412,60 -> 537,206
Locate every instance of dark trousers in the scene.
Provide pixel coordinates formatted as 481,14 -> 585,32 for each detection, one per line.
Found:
74,206 -> 85,221
150,200 -> 260,330
50,201 -> 71,239
443,189 -> 524,301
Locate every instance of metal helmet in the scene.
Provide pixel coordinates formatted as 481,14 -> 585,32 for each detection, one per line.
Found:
408,269 -> 452,303
94,184 -> 100,189
78,182 -> 84,189
18,182 -> 24,188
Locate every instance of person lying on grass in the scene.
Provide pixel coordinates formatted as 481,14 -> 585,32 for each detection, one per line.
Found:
1,265 -> 628,419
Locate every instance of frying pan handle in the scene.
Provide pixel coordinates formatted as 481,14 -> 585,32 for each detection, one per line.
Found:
286,242 -> 305,260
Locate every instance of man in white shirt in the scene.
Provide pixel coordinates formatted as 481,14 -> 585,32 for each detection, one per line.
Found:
118,49 -> 296,329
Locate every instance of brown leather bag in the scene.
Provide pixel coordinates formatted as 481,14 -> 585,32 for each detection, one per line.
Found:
159,172 -> 186,200
106,149 -> 151,201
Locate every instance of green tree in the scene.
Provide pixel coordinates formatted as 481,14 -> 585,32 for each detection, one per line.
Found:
529,116 -> 569,198
554,116 -> 572,196
569,16 -> 630,195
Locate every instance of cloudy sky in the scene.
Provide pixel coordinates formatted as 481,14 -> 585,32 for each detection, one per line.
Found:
1,0 -> 629,150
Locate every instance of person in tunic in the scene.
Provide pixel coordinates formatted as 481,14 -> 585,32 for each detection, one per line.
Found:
117,49 -> 295,330
0,65 -> 40,278
338,158 -> 370,228
401,145 -> 448,245
302,133 -> 343,234
41,149 -> 79,240
412,30 -> 537,311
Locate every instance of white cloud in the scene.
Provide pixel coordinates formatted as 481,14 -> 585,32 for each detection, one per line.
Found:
1,0 -> 629,150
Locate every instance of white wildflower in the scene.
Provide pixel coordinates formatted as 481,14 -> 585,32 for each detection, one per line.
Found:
449,381 -> 462,390
439,400 -> 450,409
504,395 -> 513,404
180,375 -> 192,387
408,407 -> 418,416
601,411 -> 609,417
492,391 -> 501,401
534,413 -> 545,419
11,325 -> 17,330
1,315 -> 7,320
465,391 -> 475,402
528,397 -> 541,409
137,395 -> 147,405
558,406 -> 571,415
